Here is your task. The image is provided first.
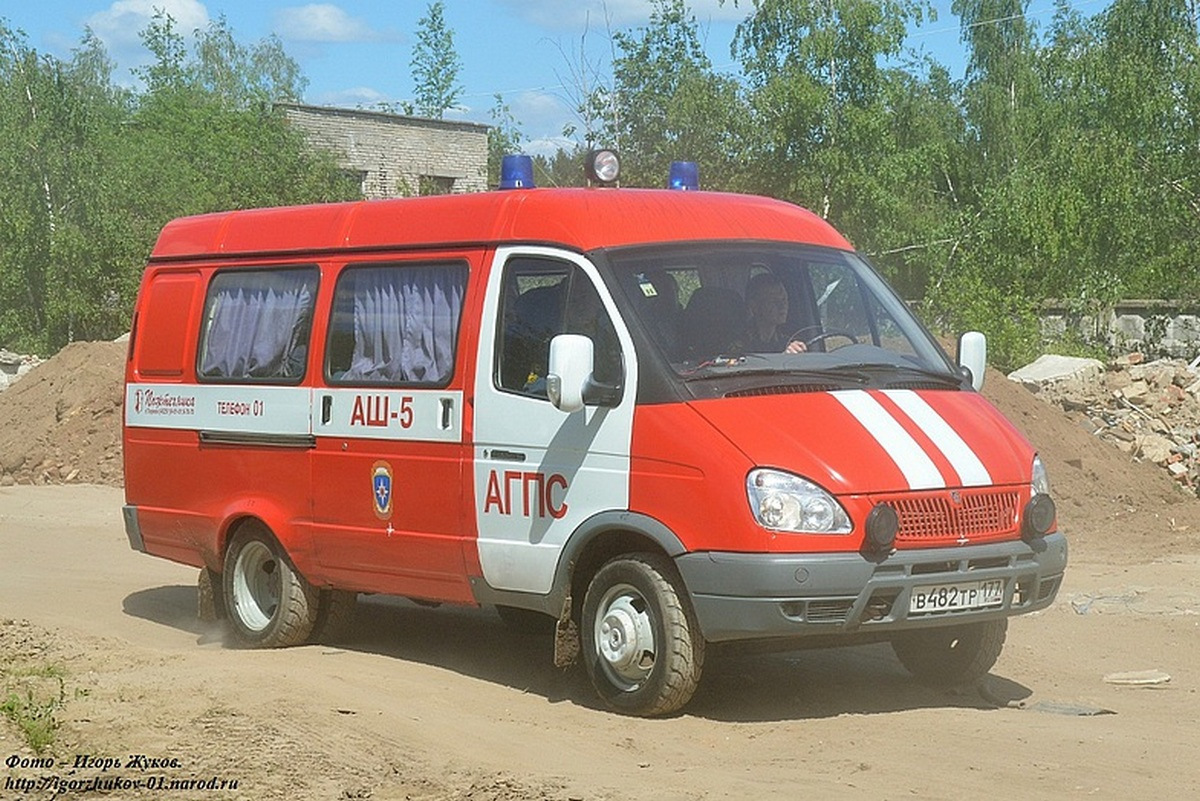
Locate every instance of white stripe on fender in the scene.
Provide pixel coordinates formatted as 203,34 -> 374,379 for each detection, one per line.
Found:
884,390 -> 992,487
832,390 -> 943,490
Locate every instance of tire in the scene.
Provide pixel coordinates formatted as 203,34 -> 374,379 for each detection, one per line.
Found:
222,523 -> 319,648
197,567 -> 226,622
495,605 -> 556,635
311,589 -> 358,644
891,619 -> 1008,686
581,553 -> 704,716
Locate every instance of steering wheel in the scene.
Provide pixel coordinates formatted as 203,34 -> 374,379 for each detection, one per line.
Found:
787,327 -> 859,351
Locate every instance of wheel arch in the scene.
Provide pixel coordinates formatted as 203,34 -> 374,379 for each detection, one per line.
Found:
554,511 -> 688,622
212,498 -> 314,577
467,511 -> 690,621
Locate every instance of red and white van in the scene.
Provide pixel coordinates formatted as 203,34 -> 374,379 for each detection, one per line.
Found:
123,154 -> 1066,716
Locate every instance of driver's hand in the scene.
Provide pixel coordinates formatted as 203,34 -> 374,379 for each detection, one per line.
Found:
785,340 -> 807,354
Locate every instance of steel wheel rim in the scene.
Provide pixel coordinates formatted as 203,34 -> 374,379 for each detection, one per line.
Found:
593,582 -> 656,692
233,540 -> 279,632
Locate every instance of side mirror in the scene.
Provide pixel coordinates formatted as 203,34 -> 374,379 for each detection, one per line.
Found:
547,334 -> 623,412
957,331 -> 987,391
547,334 -> 593,412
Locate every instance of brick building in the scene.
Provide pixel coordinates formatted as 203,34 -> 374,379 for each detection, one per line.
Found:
278,103 -> 489,198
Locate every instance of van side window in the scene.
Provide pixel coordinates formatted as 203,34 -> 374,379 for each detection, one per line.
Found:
496,258 -> 621,398
197,267 -> 318,383
326,262 -> 468,386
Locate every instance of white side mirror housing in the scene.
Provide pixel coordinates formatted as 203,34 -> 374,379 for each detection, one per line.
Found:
957,331 -> 987,391
546,334 -> 593,413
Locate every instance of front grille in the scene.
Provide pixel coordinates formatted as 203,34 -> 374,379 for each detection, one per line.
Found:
884,489 -> 1020,546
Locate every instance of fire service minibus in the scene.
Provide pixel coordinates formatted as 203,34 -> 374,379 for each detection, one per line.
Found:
123,153 -> 1066,716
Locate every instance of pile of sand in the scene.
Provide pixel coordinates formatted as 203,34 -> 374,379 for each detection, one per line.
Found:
0,339 -> 1196,559
0,341 -> 125,487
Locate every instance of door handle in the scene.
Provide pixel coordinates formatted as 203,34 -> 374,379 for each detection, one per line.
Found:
489,449 -> 527,463
321,395 -> 332,425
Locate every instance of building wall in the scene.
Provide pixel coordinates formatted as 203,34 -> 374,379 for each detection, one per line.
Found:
278,103 -> 489,198
1041,300 -> 1200,359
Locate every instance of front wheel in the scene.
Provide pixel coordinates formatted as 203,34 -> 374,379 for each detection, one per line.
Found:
891,619 -> 1008,686
222,523 -> 319,647
581,554 -> 704,716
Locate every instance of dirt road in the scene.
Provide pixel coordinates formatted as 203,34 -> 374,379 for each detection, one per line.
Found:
0,484 -> 1197,800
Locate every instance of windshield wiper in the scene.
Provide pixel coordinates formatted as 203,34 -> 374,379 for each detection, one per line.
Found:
831,362 -> 964,388
681,357 -> 869,385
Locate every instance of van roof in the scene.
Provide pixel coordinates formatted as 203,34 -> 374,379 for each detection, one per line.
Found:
149,188 -> 853,261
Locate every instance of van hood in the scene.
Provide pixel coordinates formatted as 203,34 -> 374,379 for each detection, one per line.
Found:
687,389 -> 1035,495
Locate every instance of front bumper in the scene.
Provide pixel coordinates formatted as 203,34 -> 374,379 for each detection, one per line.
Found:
676,533 -> 1067,643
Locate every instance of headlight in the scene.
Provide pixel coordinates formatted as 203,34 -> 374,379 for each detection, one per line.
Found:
746,469 -> 852,534
1024,454 -> 1057,540
1031,455 -> 1051,496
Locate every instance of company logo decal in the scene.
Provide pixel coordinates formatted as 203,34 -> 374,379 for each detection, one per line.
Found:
831,389 -> 992,490
133,388 -> 196,416
372,461 -> 393,520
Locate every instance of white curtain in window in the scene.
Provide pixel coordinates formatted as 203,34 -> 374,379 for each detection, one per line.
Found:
342,265 -> 466,384
200,271 -> 315,380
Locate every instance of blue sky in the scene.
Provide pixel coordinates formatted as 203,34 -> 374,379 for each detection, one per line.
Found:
3,1 -> 1104,155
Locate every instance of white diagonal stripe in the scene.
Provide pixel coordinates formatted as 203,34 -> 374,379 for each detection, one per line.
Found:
884,390 -> 992,487
832,390 -> 944,490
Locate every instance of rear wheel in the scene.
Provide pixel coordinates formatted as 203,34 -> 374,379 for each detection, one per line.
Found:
581,553 -> 704,716
197,567 -> 225,622
222,523 -> 318,647
891,619 -> 1008,686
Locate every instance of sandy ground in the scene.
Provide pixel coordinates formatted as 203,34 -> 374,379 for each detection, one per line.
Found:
1,484 -> 1199,801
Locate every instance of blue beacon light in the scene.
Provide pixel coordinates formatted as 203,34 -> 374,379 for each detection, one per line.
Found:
668,161 -> 700,190
499,154 -> 535,189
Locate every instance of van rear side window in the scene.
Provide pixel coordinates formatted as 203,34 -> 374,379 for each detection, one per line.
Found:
325,262 -> 468,386
197,267 -> 318,383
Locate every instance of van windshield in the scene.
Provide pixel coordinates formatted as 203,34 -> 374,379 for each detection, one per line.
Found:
605,243 -> 960,389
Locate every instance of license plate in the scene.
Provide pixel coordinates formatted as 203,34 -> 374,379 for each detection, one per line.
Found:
909,579 -> 1004,615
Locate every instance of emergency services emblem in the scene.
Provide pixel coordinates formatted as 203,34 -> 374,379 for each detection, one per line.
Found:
372,461 -> 393,520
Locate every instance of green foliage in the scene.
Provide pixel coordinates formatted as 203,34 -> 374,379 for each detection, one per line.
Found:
192,14 -> 308,107
922,269 -> 1043,371
411,1 -> 463,119
0,13 -> 359,353
732,0 -> 930,209
534,146 -> 589,188
487,94 -> 524,186
599,0 -> 745,189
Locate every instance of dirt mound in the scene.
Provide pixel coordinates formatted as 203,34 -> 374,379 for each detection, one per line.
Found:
0,340 -> 125,487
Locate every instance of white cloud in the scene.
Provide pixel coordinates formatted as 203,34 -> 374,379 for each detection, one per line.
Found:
524,135 -> 578,160
512,89 -> 573,132
494,0 -> 750,31
275,4 -> 400,43
87,0 -> 210,56
84,0 -> 209,84
310,85 -> 390,108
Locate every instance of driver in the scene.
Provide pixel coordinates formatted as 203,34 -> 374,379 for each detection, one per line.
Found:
744,272 -> 807,353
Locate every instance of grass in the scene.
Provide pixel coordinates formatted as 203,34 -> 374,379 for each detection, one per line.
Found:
1,661 -> 69,753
